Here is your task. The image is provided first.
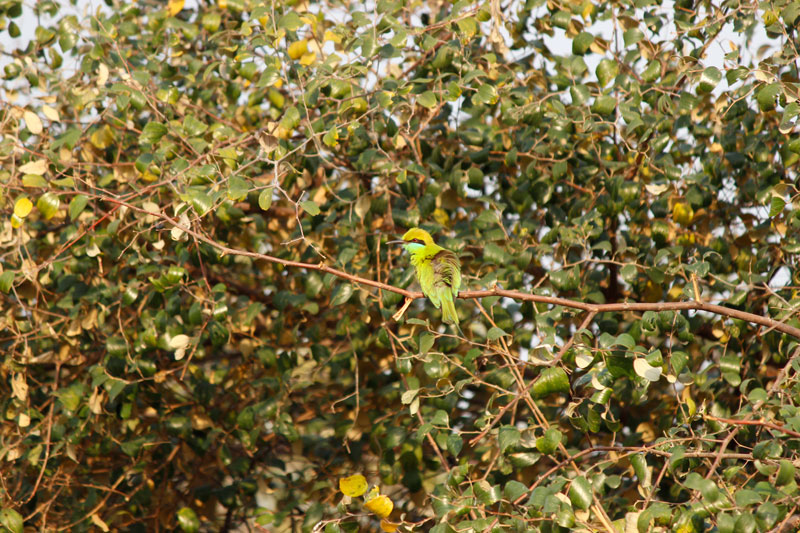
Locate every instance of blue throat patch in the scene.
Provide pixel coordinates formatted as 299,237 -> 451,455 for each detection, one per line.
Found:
404,242 -> 425,254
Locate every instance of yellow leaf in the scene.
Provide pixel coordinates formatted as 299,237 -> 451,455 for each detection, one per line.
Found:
672,202 -> 694,226
432,208 -> 449,227
299,52 -> 317,66
365,494 -> 393,518
168,0 -> 185,16
324,30 -> 342,43
582,1 -> 594,19
14,197 -> 33,218
380,519 -> 400,532
19,159 -> 48,175
90,124 -> 115,150
42,105 -> 60,122
288,39 -> 308,60
97,62 -> 109,87
339,474 -> 367,497
24,110 -> 43,135
140,169 -> 159,182
90,513 -> 110,532
667,285 -> 684,301
681,387 -> 697,417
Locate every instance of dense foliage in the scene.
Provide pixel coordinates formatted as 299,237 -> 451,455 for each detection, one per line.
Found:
2,0 -> 800,531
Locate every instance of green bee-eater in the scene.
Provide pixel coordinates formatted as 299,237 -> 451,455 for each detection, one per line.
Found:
389,228 -> 462,327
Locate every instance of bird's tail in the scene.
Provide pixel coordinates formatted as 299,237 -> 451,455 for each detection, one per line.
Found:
439,289 -> 463,336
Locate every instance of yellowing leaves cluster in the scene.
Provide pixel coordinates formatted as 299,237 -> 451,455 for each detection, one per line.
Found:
338,474 -> 396,525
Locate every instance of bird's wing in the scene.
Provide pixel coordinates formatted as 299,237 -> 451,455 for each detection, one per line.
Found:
431,249 -> 461,295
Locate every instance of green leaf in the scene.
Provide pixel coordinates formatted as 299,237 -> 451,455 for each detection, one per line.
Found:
570,84 -> 590,106
190,191 -> 213,216
776,459 -> 795,485
258,188 -> 273,211
487,326 -> 508,341
474,480 -> 500,505
498,426 -> 520,452
642,61 -> 660,82
550,265 -> 580,291
768,196 -> 785,217
0,508 -> 23,533
68,194 -> 88,221
182,115 -> 208,137
631,454 -> 650,488
300,200 -> 320,215
756,502 -> 779,530
509,451 -> 541,468
455,17 -> 477,39
417,91 -> 436,108
623,27 -> 643,46
596,59 -> 618,87
139,121 -> 169,144
22,174 -> 47,187
36,192 -> 60,219
419,332 -> 435,354
227,176 -> 249,201
756,83 -> 781,112
279,11 -> 302,30
401,388 -> 418,405
475,84 -> 498,105
592,95 -> 616,115
535,428 -> 561,454
668,445 -> 685,472
447,434 -> 463,456
176,507 -> 200,533
533,367 -> 570,398
330,284 -> 353,306
568,476 -> 593,510
697,67 -> 721,93
572,31 -> 593,55
734,489 -> 762,508
322,126 -> 339,147
504,480 -> 528,502
0,271 -> 15,293
620,264 -> 638,282
780,102 -> 799,134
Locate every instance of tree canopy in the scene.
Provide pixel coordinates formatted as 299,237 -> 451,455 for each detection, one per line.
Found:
2,0 -> 800,531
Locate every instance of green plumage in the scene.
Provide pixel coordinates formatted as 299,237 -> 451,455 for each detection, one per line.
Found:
397,228 -> 462,327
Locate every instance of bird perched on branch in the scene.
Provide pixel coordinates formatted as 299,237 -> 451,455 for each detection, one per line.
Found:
389,227 -> 462,331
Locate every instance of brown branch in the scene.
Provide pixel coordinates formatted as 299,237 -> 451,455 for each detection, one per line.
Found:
704,415 -> 800,439
69,195 -> 800,341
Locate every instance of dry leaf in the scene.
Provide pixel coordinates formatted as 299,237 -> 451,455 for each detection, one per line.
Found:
24,110 -> 43,134
42,105 -> 60,122
19,159 -> 48,175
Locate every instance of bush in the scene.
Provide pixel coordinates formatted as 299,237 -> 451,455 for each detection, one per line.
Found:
2,0 -> 800,531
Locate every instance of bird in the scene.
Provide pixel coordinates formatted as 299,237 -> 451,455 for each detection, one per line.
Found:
389,227 -> 462,330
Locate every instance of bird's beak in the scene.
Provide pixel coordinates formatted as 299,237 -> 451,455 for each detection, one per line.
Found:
386,239 -> 405,245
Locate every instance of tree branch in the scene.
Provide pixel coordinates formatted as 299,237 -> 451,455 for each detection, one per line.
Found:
97,196 -> 800,340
